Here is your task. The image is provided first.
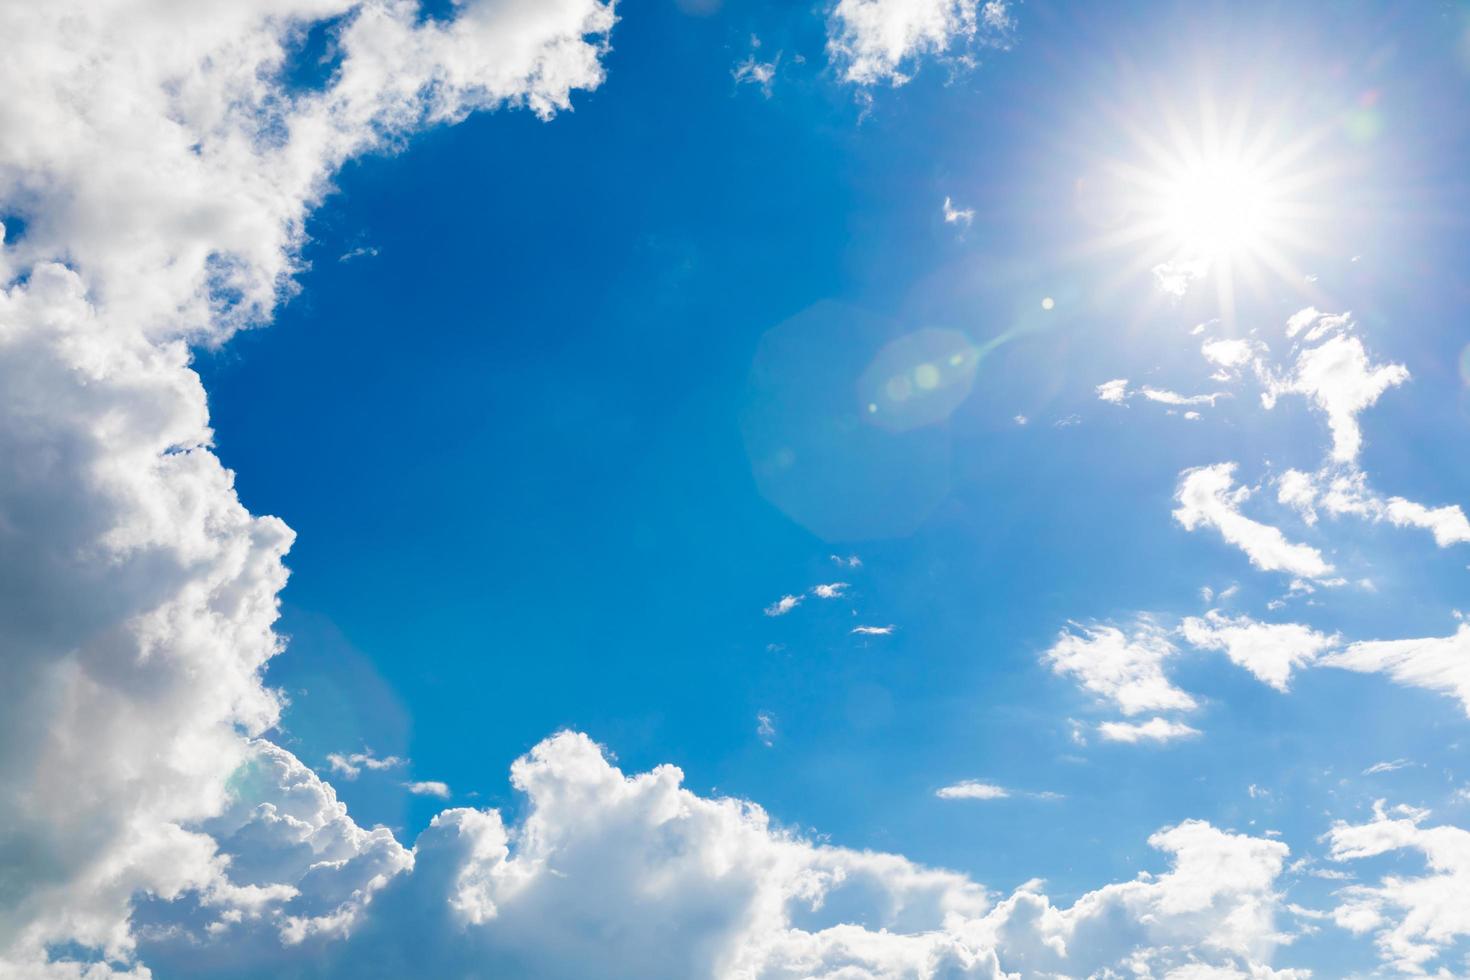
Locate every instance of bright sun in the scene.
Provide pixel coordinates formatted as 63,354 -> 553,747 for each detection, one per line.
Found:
1157,158 -> 1274,260
1076,87 -> 1339,319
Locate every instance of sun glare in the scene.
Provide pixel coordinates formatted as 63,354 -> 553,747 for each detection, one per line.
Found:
1157,158 -> 1273,260
1075,83 -> 1343,320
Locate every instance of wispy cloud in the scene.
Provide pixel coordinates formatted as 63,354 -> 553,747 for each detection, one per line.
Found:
812,582 -> 849,599
756,711 -> 776,747
852,624 -> 895,636
935,780 -> 1062,801
1362,759 -> 1412,776
327,750 -> 406,780
1097,718 -> 1202,744
764,594 -> 804,617
942,195 -> 974,227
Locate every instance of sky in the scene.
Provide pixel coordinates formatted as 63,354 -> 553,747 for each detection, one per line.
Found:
3,1 -> 1470,977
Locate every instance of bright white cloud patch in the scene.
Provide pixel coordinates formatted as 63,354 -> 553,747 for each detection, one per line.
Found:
1274,466 -> 1470,548
765,593 -> 805,616
1043,621 -> 1198,716
131,732 -> 1300,978
1174,463 -> 1334,579
827,0 -> 1013,86
1327,801 -> 1470,973
1320,622 -> 1470,718
1097,717 -> 1203,744
0,0 -> 615,972
1180,612 -> 1338,692
852,624 -> 896,635
406,781 -> 452,799
812,582 -> 850,598
1263,310 -> 1409,464
935,780 -> 1010,800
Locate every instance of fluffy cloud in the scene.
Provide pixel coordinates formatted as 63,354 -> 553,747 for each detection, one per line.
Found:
1174,464 -> 1333,579
1043,621 -> 1198,716
1326,801 -> 1470,973
812,582 -> 850,599
1319,621 -> 1470,718
0,0 -> 614,973
405,781 -> 452,799
1263,311 -> 1409,464
1180,612 -> 1338,692
1275,467 -> 1470,548
826,0 -> 1013,86
133,731 -> 1299,979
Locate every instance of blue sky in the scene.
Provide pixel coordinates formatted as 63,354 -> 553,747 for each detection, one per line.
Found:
7,1 -> 1470,977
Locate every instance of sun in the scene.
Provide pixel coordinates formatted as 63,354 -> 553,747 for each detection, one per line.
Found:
1157,157 -> 1274,261
1073,83 -> 1343,321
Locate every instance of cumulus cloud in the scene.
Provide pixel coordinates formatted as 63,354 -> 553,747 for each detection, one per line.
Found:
1044,621 -> 1198,717
812,582 -> 849,598
1097,378 -> 1130,404
1174,463 -> 1334,579
827,0 -> 1013,87
1263,310 -> 1409,464
0,0 -> 615,972
1320,621 -> 1470,718
1097,718 -> 1203,744
1180,612 -> 1338,692
1326,801 -> 1470,973
134,732 -> 1299,979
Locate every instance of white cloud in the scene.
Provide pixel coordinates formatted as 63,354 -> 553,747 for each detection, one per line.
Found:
1264,311 -> 1409,464
1097,718 -> 1203,744
765,594 -> 804,616
1097,378 -> 1130,404
1043,621 -> 1197,716
852,624 -> 895,635
1138,386 -> 1225,407
830,554 -> 863,568
1180,612 -> 1338,692
943,195 -> 975,227
1174,464 -> 1334,579
936,781 -> 1062,802
0,0 -> 615,971
1326,801 -> 1470,973
826,0 -> 1013,87
1275,466 -> 1470,549
406,781 -> 452,799
1202,337 -> 1260,371
134,733 -> 1298,978
326,750 -> 406,780
733,38 -> 779,97
1099,379 -> 1224,410
757,711 -> 777,747
1384,497 -> 1470,546
1361,760 -> 1412,776
812,582 -> 849,598
935,780 -> 1009,800
1320,622 -> 1470,718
